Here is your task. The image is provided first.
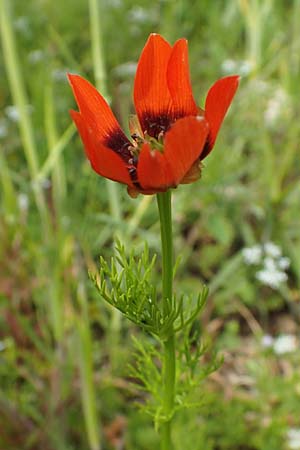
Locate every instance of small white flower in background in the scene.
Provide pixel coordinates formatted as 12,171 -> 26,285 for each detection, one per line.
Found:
52,69 -> 68,82
221,59 -> 237,74
14,16 -> 30,34
5,105 -> 34,123
261,334 -> 298,355
18,193 -> 29,212
264,256 -> 278,271
256,267 -> 287,289
273,334 -> 297,355
5,105 -> 21,123
128,6 -> 153,24
31,178 -> 51,192
287,428 -> 300,450
113,62 -> 137,78
251,79 -> 269,94
242,245 -> 262,265
264,241 -> 281,258
261,334 -> 274,348
221,59 -> 252,76
28,49 -> 45,64
239,60 -> 253,76
278,257 -> 290,270
264,87 -> 290,127
243,241 -> 290,290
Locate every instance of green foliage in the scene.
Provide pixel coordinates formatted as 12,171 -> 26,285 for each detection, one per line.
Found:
93,241 -> 208,340
1,0 -> 300,448
92,242 -> 216,432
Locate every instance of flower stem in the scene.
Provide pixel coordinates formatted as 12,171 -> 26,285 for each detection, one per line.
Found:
88,0 -> 122,372
0,0 -> 50,234
157,191 -> 175,450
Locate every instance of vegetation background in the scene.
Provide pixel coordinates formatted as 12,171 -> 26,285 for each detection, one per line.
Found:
1,0 -> 300,449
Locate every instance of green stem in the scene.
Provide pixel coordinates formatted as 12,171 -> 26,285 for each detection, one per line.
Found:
0,0 -> 50,234
77,300 -> 101,450
157,191 -> 175,450
88,0 -> 123,232
88,0 -> 122,370
88,0 -> 109,101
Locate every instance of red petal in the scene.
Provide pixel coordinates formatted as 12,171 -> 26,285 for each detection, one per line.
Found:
137,142 -> 174,191
137,116 -> 209,191
204,75 -> 240,154
133,34 -> 173,135
70,110 -> 92,159
163,116 -> 209,185
167,39 -> 198,117
70,110 -> 133,186
68,73 -> 129,147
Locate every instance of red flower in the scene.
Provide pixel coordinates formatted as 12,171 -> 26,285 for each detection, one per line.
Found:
68,33 -> 239,197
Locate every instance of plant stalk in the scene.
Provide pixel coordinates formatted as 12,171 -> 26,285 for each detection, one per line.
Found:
157,191 -> 175,450
88,0 -> 123,371
0,0 -> 50,234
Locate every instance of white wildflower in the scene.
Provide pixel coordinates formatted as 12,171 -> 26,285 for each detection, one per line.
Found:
18,193 -> 29,212
264,87 -> 289,127
239,60 -> 253,76
221,59 -> 252,76
52,69 -> 68,81
28,49 -> 45,64
128,7 -> 152,24
264,241 -> 282,258
221,59 -> 237,74
113,62 -> 137,78
245,241 -> 289,289
242,245 -> 262,265
287,428 -> 300,450
264,256 -> 278,271
255,268 -> 287,289
5,105 -> 33,123
278,257 -> 290,270
261,334 -> 274,348
273,334 -> 297,355
14,16 -> 29,33
251,79 -> 269,94
5,105 -> 21,122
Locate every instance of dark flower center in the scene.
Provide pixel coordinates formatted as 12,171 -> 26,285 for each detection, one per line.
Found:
140,112 -> 173,139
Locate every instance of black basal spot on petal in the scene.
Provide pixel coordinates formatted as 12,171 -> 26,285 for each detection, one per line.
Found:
141,112 -> 172,139
104,128 -> 142,186
141,109 -> 187,139
104,129 -> 132,163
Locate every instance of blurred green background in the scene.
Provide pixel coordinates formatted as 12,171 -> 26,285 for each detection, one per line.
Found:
1,0 -> 300,449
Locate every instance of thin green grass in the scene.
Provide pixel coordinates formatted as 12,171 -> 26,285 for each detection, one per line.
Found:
1,1 -> 300,449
